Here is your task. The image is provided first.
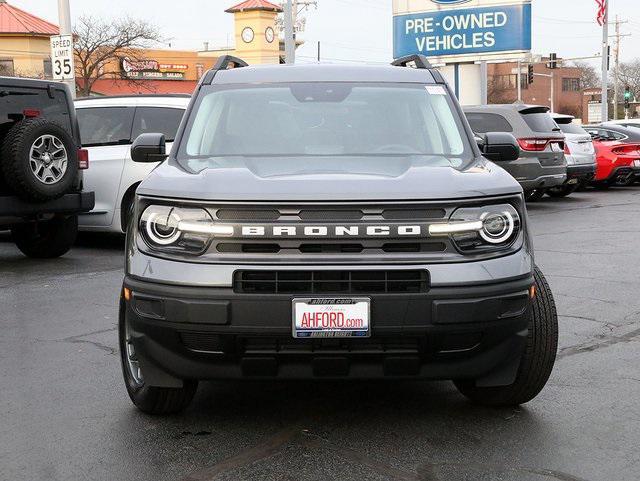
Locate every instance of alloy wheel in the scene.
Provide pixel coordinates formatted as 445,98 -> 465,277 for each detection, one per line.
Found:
29,134 -> 68,185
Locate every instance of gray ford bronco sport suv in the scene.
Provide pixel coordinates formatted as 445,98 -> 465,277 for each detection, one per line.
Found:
120,55 -> 558,414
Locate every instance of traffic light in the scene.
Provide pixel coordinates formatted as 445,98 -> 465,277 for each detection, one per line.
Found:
548,53 -> 557,69
624,86 -> 631,109
527,64 -> 534,84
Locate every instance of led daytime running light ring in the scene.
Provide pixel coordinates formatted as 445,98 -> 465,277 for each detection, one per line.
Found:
479,211 -> 515,244
145,211 -> 181,245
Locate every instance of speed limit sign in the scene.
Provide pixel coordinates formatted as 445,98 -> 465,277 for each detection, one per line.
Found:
50,34 -> 75,80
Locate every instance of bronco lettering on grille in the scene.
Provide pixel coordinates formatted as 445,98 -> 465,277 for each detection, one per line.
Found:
236,225 -> 425,237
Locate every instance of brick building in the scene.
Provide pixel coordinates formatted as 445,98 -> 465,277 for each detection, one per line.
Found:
487,58 -> 583,118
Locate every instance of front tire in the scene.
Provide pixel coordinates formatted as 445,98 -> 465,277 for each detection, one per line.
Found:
454,266 -> 558,406
119,299 -> 198,414
11,215 -> 78,258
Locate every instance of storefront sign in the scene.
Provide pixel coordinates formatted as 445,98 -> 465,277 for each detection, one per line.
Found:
120,57 -> 188,80
393,0 -> 531,60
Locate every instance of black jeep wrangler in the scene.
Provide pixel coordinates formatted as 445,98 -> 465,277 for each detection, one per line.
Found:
0,77 -> 94,258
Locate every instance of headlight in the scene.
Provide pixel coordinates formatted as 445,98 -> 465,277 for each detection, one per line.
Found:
429,204 -> 521,253
139,205 -> 233,255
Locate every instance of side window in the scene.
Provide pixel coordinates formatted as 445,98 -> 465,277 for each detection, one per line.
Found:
0,58 -> 14,76
43,58 -> 53,79
465,112 -> 513,133
77,107 -> 134,147
607,130 -> 626,141
131,107 -> 185,142
585,128 -> 602,139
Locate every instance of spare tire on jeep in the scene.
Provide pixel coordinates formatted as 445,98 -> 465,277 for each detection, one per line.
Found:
0,118 -> 78,202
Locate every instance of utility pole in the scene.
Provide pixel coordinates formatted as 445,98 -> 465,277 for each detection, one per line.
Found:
284,0 -> 317,64
57,0 -> 75,98
600,1 -> 609,122
550,71 -> 554,113
612,16 -> 630,120
284,0 -> 295,64
517,60 -> 522,102
614,15 -> 620,119
480,61 -> 487,104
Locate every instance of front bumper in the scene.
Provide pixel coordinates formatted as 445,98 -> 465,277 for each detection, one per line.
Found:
122,272 -> 534,386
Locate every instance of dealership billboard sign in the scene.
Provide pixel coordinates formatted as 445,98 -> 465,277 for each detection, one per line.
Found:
393,0 -> 531,62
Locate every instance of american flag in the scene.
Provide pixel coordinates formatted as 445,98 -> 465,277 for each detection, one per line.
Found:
595,0 -> 607,26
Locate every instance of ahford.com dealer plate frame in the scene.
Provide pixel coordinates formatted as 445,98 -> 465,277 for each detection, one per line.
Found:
292,297 -> 371,339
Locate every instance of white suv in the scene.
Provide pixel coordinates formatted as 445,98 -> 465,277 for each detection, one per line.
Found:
75,95 -> 189,233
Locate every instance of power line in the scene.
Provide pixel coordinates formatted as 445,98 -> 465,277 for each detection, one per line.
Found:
534,16 -> 598,25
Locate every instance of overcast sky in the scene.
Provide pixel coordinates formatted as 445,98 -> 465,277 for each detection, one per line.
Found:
10,0 -> 640,66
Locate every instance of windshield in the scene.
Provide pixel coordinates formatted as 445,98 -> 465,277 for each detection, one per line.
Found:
177,82 -> 471,170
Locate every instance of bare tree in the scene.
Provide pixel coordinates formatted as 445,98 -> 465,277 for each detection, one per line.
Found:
487,76 -> 517,104
73,15 -> 163,97
616,60 -> 640,101
570,61 -> 599,91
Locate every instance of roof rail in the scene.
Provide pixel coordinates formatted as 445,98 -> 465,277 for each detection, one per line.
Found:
213,55 -> 249,71
391,54 -> 432,69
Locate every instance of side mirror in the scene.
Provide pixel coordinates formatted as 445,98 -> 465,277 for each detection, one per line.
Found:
131,133 -> 167,163
479,132 -> 520,162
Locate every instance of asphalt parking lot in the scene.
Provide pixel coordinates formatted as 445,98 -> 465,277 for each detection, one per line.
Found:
1,188 -> 639,481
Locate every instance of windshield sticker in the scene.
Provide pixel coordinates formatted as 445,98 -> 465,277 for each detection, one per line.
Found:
425,85 -> 447,95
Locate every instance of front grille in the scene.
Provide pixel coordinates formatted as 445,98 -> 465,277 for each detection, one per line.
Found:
216,209 -> 280,221
213,207 -> 448,222
217,241 -> 446,254
242,336 -> 422,355
202,202 -> 459,262
179,333 -> 423,355
234,269 -> 429,294
178,333 -> 480,357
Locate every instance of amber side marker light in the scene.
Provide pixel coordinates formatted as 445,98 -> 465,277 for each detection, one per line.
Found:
123,287 -> 131,301
529,285 -> 536,299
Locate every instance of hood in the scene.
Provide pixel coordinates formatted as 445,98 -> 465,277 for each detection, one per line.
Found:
137,155 -> 522,202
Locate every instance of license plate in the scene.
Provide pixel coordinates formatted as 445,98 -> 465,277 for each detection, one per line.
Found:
292,298 -> 370,338
567,178 -> 579,185
633,159 -> 640,168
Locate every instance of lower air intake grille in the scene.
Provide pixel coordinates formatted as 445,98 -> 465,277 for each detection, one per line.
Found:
234,270 -> 429,294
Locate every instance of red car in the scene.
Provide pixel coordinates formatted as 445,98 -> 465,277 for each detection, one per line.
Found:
584,124 -> 640,187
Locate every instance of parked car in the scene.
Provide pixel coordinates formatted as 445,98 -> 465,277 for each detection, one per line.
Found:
583,123 -> 640,188
118,55 -> 558,414
464,104 -> 567,201
75,94 -> 189,233
0,77 -> 94,258
548,114 -> 596,197
605,118 -> 640,129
